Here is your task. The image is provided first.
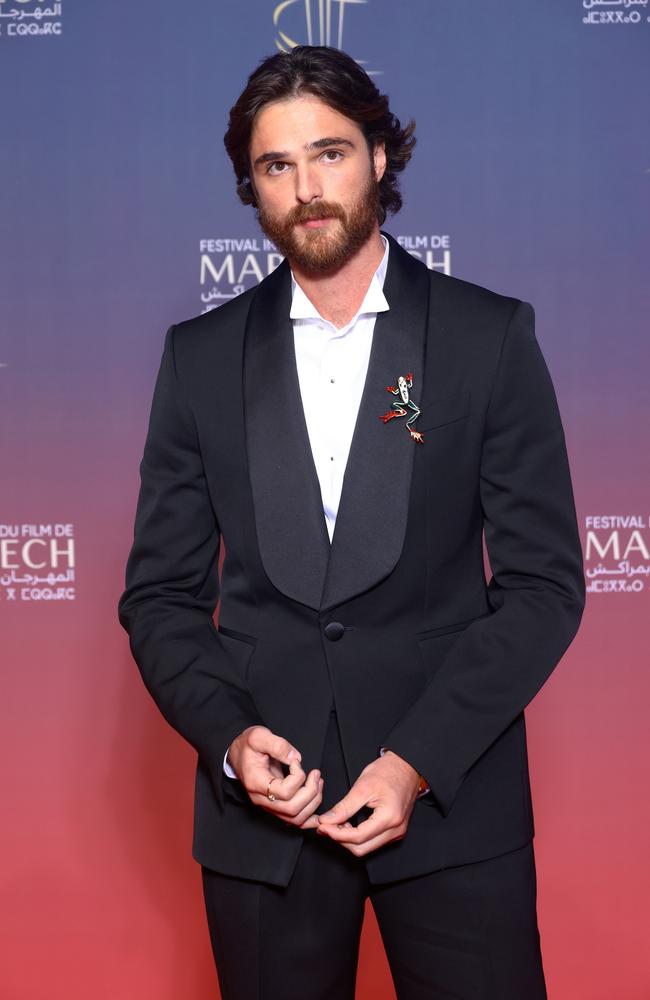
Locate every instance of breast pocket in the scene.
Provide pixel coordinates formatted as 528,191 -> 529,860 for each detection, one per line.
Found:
416,390 -> 470,432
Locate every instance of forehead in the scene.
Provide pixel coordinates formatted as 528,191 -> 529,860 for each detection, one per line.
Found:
249,95 -> 363,156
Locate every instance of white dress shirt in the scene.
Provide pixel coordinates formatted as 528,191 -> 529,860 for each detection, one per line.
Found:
223,237 -> 390,779
289,235 -> 390,542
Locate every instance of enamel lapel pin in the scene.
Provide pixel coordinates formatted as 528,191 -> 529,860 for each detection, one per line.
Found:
380,372 -> 424,443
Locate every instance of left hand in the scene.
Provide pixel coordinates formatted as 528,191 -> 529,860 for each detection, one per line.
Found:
315,750 -> 420,856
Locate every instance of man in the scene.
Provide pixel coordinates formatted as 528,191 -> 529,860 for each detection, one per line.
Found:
118,46 -> 585,999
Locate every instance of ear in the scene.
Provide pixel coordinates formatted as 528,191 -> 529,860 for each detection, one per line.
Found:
373,142 -> 387,183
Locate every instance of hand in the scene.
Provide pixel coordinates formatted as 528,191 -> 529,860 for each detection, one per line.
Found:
316,750 -> 419,856
227,725 -> 324,830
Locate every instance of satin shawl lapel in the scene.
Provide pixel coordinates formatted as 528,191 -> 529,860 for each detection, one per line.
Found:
244,259 -> 330,610
244,236 -> 430,612
320,235 -> 430,610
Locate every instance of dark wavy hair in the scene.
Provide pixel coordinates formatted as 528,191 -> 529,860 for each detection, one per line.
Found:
224,46 -> 416,225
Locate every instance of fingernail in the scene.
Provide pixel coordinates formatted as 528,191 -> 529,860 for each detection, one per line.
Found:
321,811 -> 334,822
287,749 -> 301,762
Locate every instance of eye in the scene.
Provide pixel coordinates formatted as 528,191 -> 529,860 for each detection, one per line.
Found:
266,161 -> 289,175
321,149 -> 343,163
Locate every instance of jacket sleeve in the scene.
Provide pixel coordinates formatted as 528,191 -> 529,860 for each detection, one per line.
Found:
117,325 -> 262,809
381,301 -> 585,817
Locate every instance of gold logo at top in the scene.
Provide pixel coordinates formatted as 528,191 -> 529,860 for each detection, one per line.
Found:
273,0 -> 370,54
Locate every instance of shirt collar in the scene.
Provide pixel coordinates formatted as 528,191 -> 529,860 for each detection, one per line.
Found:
289,234 -> 390,325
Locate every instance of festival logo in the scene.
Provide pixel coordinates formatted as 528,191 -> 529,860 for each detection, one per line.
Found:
0,523 -> 76,601
395,234 -> 452,275
272,0 -> 380,72
582,0 -> 649,26
584,514 -> 650,594
198,233 -> 452,313
0,0 -> 63,37
199,237 -> 283,314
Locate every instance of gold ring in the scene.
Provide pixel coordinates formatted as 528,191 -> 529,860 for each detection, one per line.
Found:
266,777 -> 278,802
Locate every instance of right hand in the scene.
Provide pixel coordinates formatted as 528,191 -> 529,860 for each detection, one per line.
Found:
227,725 -> 323,830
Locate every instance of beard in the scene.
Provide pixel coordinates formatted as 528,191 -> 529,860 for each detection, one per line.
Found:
256,173 -> 381,274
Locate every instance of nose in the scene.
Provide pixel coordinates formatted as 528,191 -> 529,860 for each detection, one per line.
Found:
294,160 -> 322,205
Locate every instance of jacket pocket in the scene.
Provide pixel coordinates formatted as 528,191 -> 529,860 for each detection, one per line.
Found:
415,390 -> 470,431
217,624 -> 258,687
218,623 -> 257,647
416,609 -> 493,641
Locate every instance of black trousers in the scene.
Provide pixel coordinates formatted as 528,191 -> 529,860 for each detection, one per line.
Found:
201,712 -> 547,1000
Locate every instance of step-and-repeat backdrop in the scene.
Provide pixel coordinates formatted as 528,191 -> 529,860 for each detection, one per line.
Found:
2,2 -> 648,997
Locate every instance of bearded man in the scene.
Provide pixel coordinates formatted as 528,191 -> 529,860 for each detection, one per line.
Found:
118,45 -> 584,1000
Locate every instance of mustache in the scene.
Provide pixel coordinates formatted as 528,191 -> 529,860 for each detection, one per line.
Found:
286,201 -> 345,226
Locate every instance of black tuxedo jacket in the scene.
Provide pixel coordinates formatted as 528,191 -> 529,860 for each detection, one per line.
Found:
118,233 -> 585,887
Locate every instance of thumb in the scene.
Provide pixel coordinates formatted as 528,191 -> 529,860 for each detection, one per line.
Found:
265,730 -> 302,766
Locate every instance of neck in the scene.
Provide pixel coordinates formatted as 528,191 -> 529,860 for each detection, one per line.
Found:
290,228 -> 385,329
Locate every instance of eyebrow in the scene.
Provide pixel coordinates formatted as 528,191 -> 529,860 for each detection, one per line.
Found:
253,136 -> 355,168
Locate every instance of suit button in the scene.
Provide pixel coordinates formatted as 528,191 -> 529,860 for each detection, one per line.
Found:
324,621 -> 345,642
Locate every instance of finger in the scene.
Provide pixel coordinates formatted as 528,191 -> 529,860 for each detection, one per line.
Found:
317,785 -> 369,826
272,769 -> 322,818
318,808 -> 393,845
316,818 -> 354,839
337,825 -> 405,857
246,755 -> 306,799
261,756 -> 309,800
248,728 -> 302,767
292,777 -> 324,827
252,767 -> 319,814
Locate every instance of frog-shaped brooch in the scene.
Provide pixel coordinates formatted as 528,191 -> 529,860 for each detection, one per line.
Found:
380,372 -> 424,443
